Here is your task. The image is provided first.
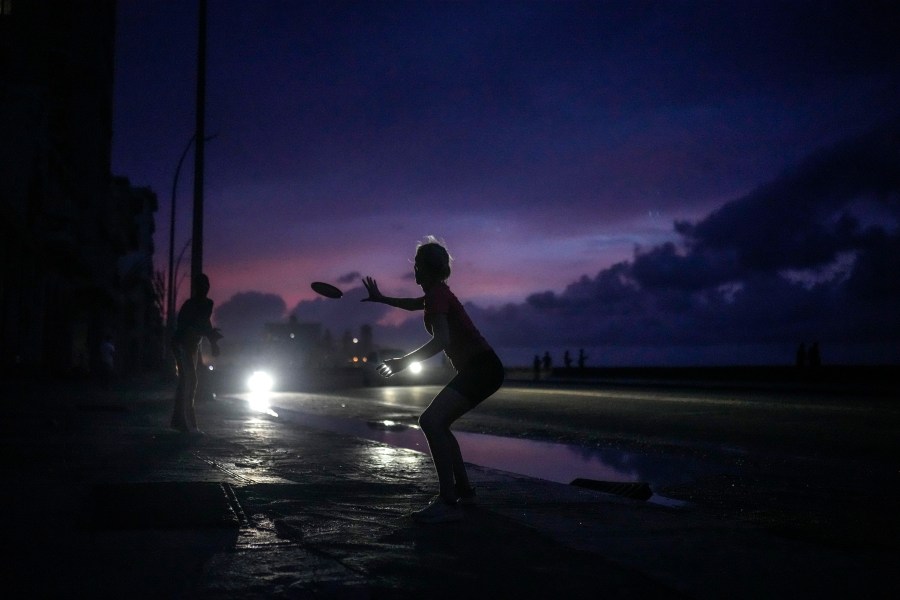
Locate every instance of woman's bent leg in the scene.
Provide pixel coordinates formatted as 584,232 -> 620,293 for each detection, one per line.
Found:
419,386 -> 473,502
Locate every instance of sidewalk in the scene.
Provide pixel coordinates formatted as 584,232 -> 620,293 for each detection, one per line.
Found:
1,377 -> 894,598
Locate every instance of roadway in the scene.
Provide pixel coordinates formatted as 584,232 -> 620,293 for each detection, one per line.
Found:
225,379 -> 899,551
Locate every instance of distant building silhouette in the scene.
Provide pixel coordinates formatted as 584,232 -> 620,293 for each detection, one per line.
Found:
263,316 -> 322,369
1,2 -> 163,375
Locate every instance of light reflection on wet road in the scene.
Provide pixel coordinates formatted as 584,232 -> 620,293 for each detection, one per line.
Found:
226,380 -> 900,510
227,385 -> 750,505
224,381 -> 900,546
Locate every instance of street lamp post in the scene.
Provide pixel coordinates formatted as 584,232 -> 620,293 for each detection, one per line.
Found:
191,0 -> 208,295
167,134 -> 197,338
173,237 -> 192,310
166,0 -> 210,364
166,132 -> 215,343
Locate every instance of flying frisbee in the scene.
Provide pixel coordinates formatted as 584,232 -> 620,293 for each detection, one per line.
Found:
311,281 -> 343,299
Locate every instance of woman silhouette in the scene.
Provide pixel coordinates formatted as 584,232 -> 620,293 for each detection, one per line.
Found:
363,237 -> 504,523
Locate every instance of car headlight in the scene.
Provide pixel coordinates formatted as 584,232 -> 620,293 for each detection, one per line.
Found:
247,370 -> 274,393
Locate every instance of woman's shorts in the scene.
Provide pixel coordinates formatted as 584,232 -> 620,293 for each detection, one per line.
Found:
446,350 -> 504,408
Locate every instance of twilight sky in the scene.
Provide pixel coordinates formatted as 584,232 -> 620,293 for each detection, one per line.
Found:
112,1 -> 900,366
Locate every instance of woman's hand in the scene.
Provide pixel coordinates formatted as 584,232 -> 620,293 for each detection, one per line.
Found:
376,357 -> 405,378
361,276 -> 385,303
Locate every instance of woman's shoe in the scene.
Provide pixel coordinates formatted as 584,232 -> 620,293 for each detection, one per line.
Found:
456,485 -> 477,506
411,496 -> 462,523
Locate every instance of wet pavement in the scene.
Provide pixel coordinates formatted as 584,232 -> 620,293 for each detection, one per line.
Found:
1,377 -> 896,598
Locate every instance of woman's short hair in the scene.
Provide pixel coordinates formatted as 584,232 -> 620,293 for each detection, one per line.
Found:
415,236 -> 452,281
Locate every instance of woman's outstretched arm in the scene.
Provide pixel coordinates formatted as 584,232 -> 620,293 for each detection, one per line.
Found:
361,276 -> 424,311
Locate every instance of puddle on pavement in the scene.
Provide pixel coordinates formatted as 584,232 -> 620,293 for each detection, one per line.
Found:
267,407 -> 689,507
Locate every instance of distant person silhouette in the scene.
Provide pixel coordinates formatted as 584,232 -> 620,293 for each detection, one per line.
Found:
171,273 -> 222,434
808,342 -> 821,368
563,350 -> 572,371
542,351 -> 552,374
577,348 -> 587,372
363,237 -> 504,523
533,354 -> 541,381
796,342 -> 807,368
99,334 -> 116,388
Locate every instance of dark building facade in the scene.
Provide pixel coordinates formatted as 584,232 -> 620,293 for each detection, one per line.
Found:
1,1 -> 163,375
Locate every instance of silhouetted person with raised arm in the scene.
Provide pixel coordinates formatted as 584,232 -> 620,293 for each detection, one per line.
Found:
362,237 -> 504,523
171,273 -> 222,434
